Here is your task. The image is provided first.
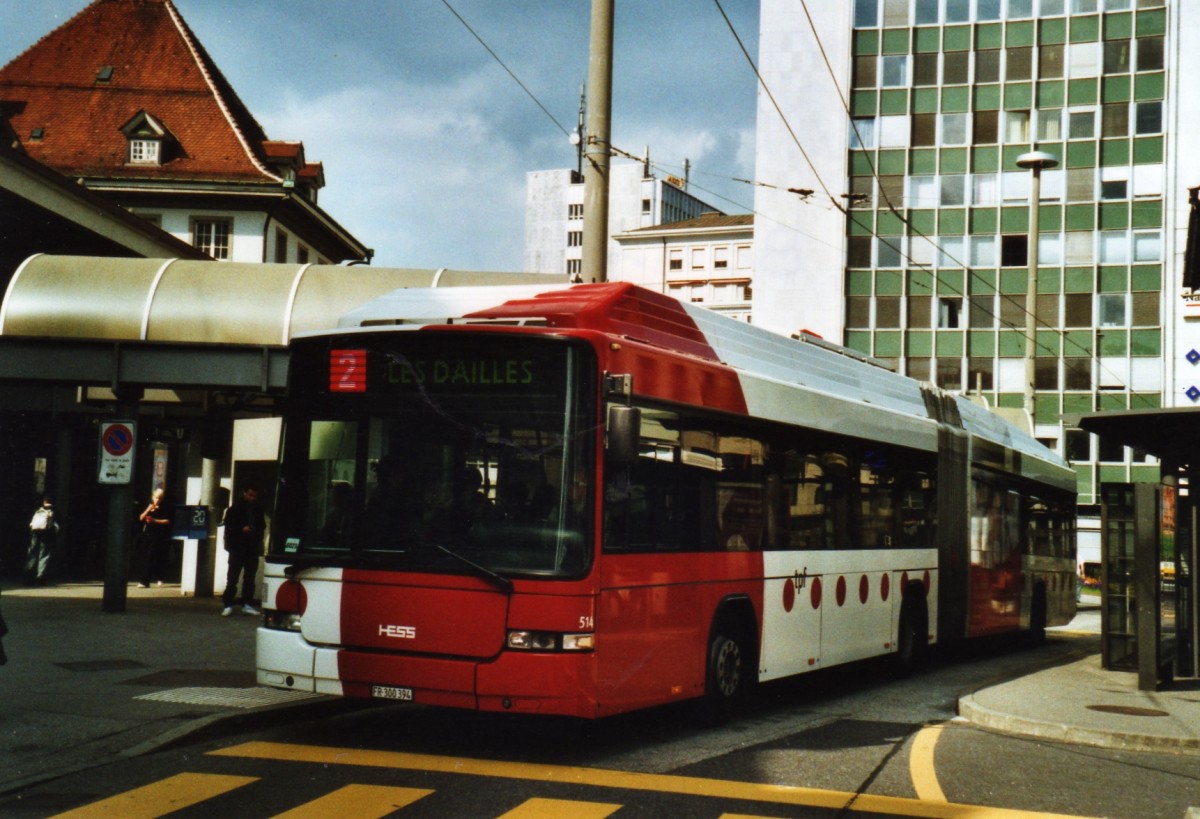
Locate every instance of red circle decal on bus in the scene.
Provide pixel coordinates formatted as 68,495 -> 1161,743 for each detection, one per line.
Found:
782,577 -> 795,612
859,574 -> 869,605
810,576 -> 822,609
835,576 -> 847,607
881,573 -> 890,601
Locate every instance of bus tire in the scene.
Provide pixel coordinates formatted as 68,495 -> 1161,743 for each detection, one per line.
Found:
704,619 -> 755,718
1028,582 -> 1047,646
896,591 -> 928,675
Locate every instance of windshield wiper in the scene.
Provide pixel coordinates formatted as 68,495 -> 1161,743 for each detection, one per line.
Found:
430,543 -> 514,595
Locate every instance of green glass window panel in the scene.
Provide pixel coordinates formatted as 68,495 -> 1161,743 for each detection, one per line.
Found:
1036,395 -> 1062,425
1136,9 -> 1167,37
1000,268 -> 1027,295
943,25 -> 971,51
908,331 -> 933,356
878,150 -> 907,174
1008,20 -> 1036,46
1005,82 -> 1034,109
1100,138 -> 1131,166
1064,329 -> 1093,355
1065,204 -> 1095,230
1102,75 -> 1131,103
942,86 -> 970,112
977,23 -> 1003,49
914,26 -> 941,53
1133,136 -> 1163,164
1064,267 -> 1094,293
1099,329 -> 1128,356
1037,331 -> 1061,355
846,331 -> 872,355
1131,200 -> 1162,229
1131,264 -> 1162,291
1066,140 -> 1097,168
1104,12 -> 1132,40
1068,78 -> 1098,105
881,89 -> 909,114
1134,72 -> 1164,101
970,207 -> 999,234
938,269 -> 966,294
1063,394 -> 1093,415
1039,205 -> 1063,233
1131,392 -> 1161,410
1075,468 -> 1094,498
909,269 -> 934,295
912,87 -> 939,113
939,208 -> 967,235
847,269 -> 873,296
1099,265 -> 1127,292
1039,268 -> 1063,294
972,146 -> 1000,172
998,331 -> 1025,357
878,210 -> 905,236
1130,465 -> 1160,483
854,30 -> 881,56
1131,329 -> 1160,357
970,269 -> 998,294
1070,15 -> 1100,43
908,149 -> 935,175
874,331 -> 903,357
1099,202 -> 1130,229
1040,17 -> 1067,45
882,28 -> 910,54
936,332 -> 965,357
908,209 -> 937,235
997,393 -> 1022,409
876,270 -> 904,296
850,151 -> 876,175
1002,145 -> 1032,168
849,215 -> 873,236
852,90 -> 878,115
1098,465 -> 1127,483
1098,393 -> 1128,412
1001,206 -> 1029,233
940,147 -> 968,173
968,331 -> 995,356
975,84 -> 1002,110
1037,80 -> 1065,107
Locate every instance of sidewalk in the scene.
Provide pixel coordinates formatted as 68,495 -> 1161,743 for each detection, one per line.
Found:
959,599 -> 1200,755
0,581 -> 333,796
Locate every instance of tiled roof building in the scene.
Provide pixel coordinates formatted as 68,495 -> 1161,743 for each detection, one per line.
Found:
0,0 -> 368,264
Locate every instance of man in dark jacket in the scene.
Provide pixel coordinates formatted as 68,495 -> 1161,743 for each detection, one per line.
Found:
220,485 -> 265,616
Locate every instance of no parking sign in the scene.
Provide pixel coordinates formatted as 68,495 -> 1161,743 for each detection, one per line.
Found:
98,421 -> 136,485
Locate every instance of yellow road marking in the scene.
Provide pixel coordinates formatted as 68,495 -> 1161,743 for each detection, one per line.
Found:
51,772 -> 257,819
212,741 -> 1098,819
271,785 -> 432,819
498,797 -> 622,818
909,724 -> 948,803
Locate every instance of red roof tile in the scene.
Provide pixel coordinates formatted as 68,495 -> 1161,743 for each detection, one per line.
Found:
0,0 -> 295,185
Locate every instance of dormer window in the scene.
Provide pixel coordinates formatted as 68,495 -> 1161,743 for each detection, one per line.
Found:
120,110 -> 175,167
129,138 -> 160,164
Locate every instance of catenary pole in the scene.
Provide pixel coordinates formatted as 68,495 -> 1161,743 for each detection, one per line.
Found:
582,0 -> 613,283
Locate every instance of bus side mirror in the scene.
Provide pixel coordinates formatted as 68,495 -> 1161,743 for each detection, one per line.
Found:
607,405 -> 641,464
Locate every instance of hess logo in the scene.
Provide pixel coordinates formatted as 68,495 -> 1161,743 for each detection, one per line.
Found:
379,624 -> 416,639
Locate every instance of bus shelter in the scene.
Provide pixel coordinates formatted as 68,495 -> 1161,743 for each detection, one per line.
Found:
1078,407 -> 1200,689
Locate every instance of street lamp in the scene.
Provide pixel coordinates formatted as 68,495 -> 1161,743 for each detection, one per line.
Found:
1016,149 -> 1059,427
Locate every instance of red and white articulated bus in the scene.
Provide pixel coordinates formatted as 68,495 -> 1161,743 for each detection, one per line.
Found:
257,282 -> 1076,718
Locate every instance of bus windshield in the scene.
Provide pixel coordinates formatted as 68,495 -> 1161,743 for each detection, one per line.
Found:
272,333 -> 597,580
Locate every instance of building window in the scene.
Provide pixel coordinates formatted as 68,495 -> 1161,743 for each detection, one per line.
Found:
1098,293 -> 1127,327
1104,40 -> 1130,74
938,298 -> 962,329
567,231 -> 583,247
1065,430 -> 1091,462
668,249 -> 683,271
1000,235 -> 1028,267
1133,230 -> 1162,262
1135,101 -> 1162,134
1068,110 -> 1095,139
881,55 -> 908,87
275,228 -> 288,264
1136,36 -> 1164,72
1005,111 -> 1030,143
943,51 -> 969,84
129,138 -> 161,165
566,258 -> 581,277
641,198 -> 652,214
850,117 -> 876,148
568,204 -> 583,220
691,248 -> 706,270
713,246 -> 729,269
192,219 -> 231,260
298,244 -> 310,264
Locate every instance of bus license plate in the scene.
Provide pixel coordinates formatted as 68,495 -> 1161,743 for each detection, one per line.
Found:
372,685 -> 413,701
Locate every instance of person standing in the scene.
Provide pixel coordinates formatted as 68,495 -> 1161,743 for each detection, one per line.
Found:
137,488 -> 172,588
221,484 -> 264,616
24,496 -> 58,586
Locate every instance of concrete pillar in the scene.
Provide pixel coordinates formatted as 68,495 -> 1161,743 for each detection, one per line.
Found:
102,389 -> 142,613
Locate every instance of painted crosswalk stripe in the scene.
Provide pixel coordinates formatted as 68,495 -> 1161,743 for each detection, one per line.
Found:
497,797 -> 621,818
271,784 -> 433,819
51,772 -> 257,819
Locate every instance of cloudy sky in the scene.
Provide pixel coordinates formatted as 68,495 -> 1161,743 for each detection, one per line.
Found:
0,1 -> 760,271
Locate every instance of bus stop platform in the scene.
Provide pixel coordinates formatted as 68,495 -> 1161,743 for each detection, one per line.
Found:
0,585 -> 1197,803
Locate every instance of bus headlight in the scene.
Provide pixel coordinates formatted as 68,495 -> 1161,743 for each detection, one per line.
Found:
264,611 -> 303,632
506,630 -> 594,652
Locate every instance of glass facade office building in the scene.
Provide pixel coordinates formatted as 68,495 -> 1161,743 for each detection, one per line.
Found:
754,0 -> 1192,509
